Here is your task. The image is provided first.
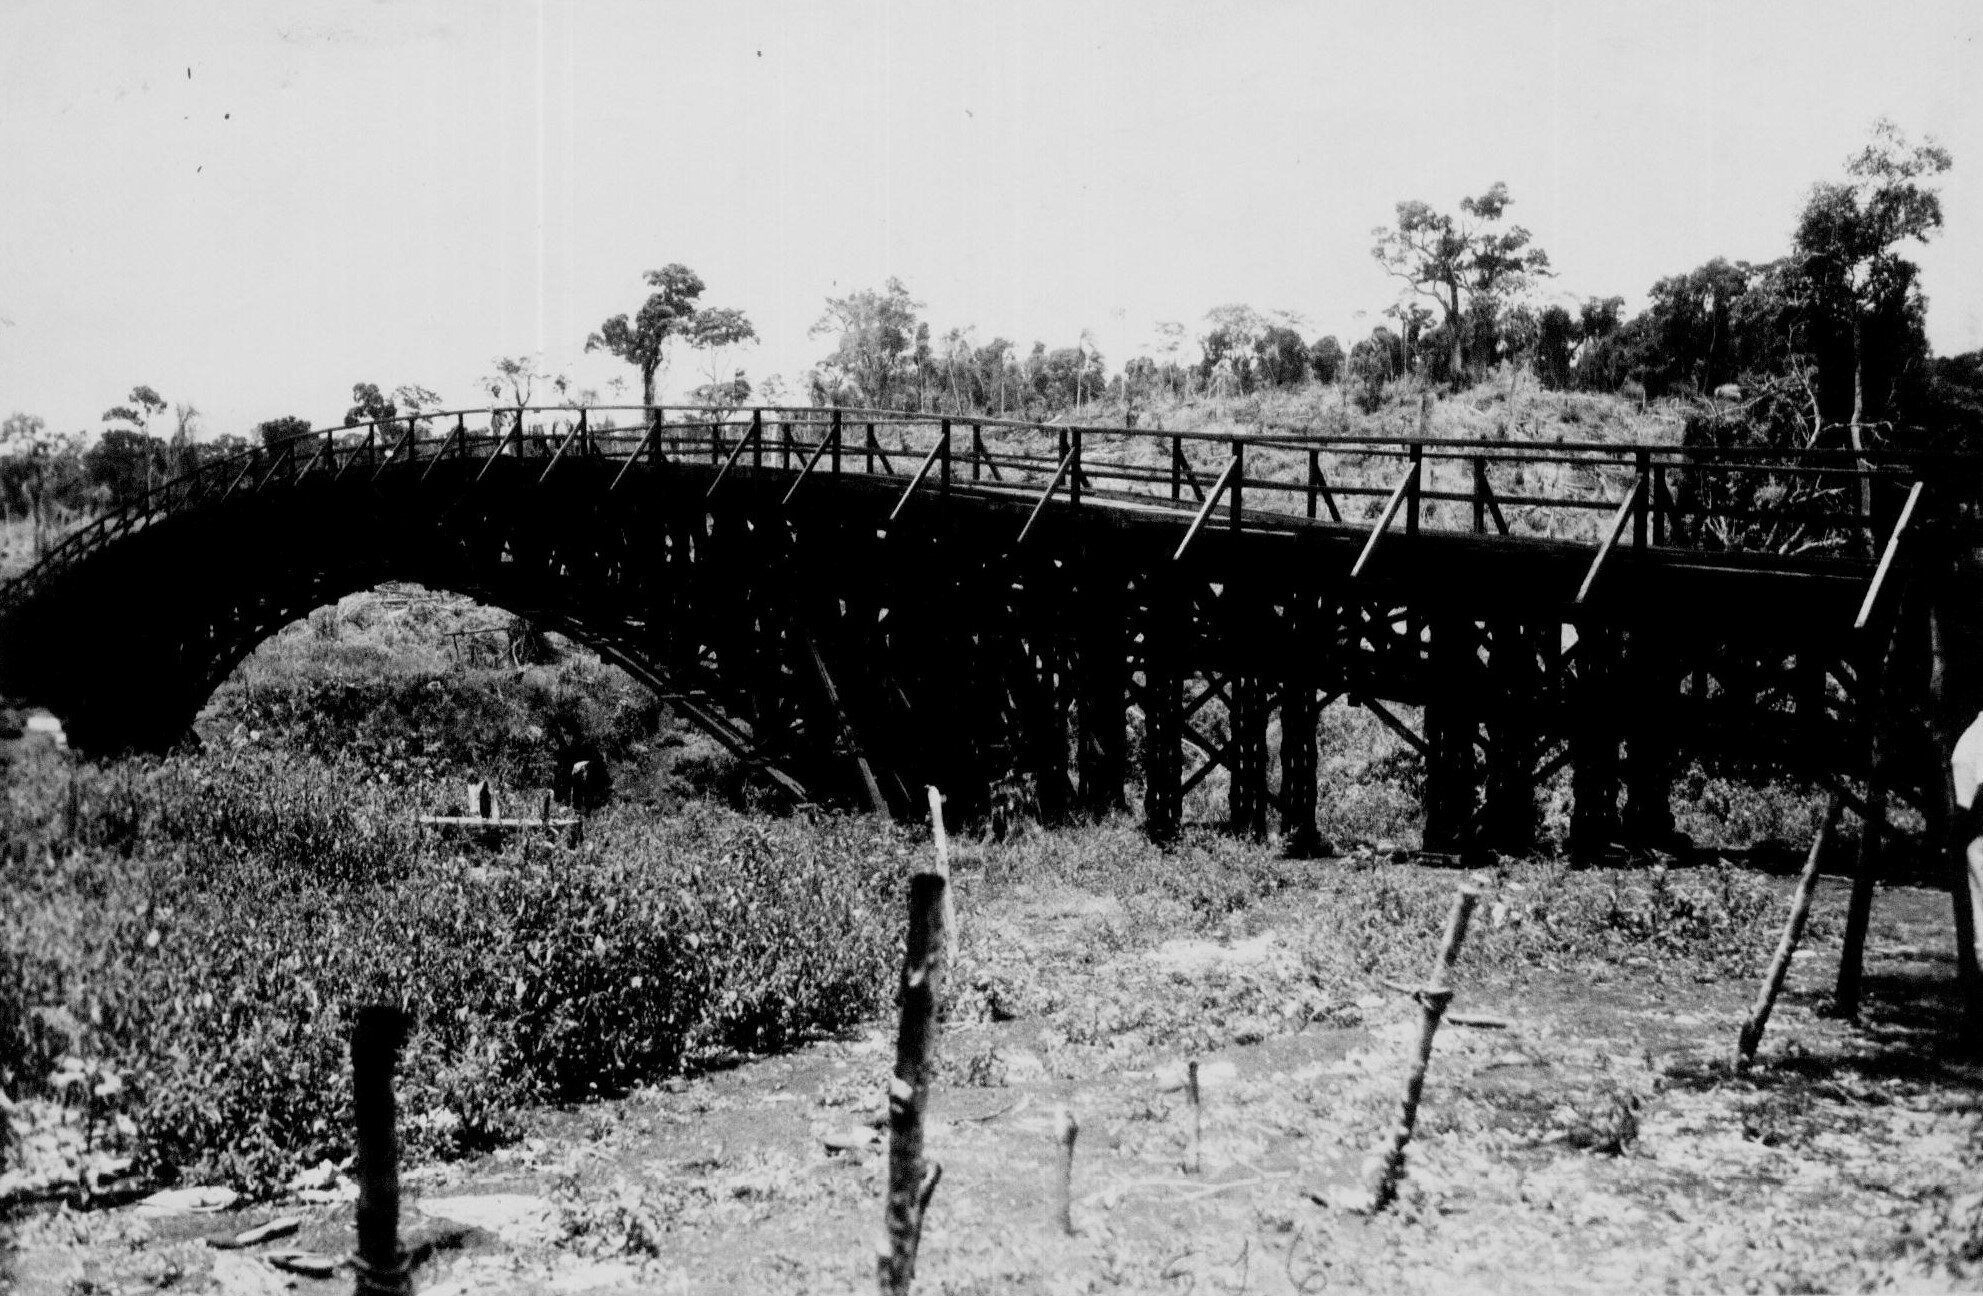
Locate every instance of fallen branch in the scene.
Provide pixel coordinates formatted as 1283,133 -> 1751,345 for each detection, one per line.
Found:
1735,794 -> 1844,1069
1362,885 -> 1481,1213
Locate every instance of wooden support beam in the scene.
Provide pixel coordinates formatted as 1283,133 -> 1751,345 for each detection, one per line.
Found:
1622,624 -> 1680,850
1279,642 -> 1322,858
1481,620 -> 1541,855
1016,444 -> 1080,546
1574,473 -> 1648,607
1349,460 -> 1420,581
1569,622 -> 1622,863
780,421 -> 841,507
1835,639 -> 1889,1018
1075,563 -> 1129,819
1142,594 -> 1183,844
888,434 -> 950,524
1422,615 -> 1479,855
1227,675 -> 1270,840
1854,480 -> 1924,632
1171,456 -> 1240,562
703,413 -> 763,498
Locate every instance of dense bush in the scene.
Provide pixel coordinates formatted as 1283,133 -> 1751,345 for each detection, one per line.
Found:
1,747 -> 913,1193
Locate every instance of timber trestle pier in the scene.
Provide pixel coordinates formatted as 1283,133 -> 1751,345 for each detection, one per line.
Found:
3,404 -> 1981,879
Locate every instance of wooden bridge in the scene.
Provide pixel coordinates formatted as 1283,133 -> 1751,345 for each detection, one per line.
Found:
3,404 -> 1979,903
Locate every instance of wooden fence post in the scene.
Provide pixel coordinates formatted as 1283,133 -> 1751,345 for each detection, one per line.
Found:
1363,886 -> 1480,1212
1736,795 -> 1844,1068
352,1006 -> 412,1296
878,867 -> 948,1293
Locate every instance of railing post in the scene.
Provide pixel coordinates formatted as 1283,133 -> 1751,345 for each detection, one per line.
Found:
866,422 -> 877,474
1172,436 -> 1183,504
831,409 -> 843,477
577,407 -> 590,457
1472,457 -> 1487,535
750,409 -> 763,471
971,424 -> 983,482
710,420 -> 722,466
1229,439 -> 1245,537
1070,429 -> 1083,509
1653,463 -> 1667,545
1633,448 -> 1651,550
1407,443 -> 1423,536
939,419 -> 951,497
781,419 -> 793,470
1307,448 -> 1320,520
368,426 -> 378,469
454,413 -> 466,457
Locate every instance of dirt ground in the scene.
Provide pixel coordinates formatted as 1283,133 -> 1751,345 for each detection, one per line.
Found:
8,866 -> 1982,1295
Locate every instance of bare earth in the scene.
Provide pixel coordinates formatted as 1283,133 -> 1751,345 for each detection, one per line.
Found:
9,867 -> 1982,1295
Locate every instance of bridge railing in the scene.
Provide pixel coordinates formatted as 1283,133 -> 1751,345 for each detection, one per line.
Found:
1,403 -> 1953,613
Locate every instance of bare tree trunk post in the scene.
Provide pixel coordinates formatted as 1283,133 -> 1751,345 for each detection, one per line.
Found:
1364,885 -> 1480,1213
1735,795 -> 1844,1068
1054,1106 -> 1079,1236
925,785 -> 957,991
352,1006 -> 412,1296
1186,1059 -> 1202,1175
878,868 -> 948,1294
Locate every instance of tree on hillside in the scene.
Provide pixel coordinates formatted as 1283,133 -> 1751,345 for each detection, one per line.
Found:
1792,118 -> 1951,471
586,265 -> 707,406
1373,183 -> 1551,381
395,384 -> 443,415
102,385 -> 166,438
255,416 -> 313,448
101,385 -> 169,495
811,278 -> 922,409
1309,336 -> 1345,385
686,306 -> 759,405
1254,324 -> 1309,388
345,382 -> 398,427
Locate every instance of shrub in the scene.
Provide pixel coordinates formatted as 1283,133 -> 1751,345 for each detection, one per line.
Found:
1,750 -> 913,1193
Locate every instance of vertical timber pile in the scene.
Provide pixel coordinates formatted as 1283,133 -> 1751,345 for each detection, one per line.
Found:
1279,576 -> 1324,856
1622,622 -> 1680,850
1422,614 -> 1479,855
1570,622 -> 1623,863
1075,549 -> 1129,819
1142,575 -> 1184,845
1481,619 -> 1542,856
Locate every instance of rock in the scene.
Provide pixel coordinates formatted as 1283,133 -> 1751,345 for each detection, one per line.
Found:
821,1127 -> 881,1154
419,1193 -> 559,1247
136,1184 -> 238,1216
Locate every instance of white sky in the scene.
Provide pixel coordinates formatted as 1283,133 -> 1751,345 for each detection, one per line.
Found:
1,0 -> 1978,437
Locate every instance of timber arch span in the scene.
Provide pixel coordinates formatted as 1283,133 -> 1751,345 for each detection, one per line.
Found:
3,405 -> 1980,872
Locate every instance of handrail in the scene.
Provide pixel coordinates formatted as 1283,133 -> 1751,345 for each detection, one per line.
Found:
1,401 -> 1962,621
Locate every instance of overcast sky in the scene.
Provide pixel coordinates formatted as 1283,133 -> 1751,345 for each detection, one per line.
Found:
2,0 -> 1978,437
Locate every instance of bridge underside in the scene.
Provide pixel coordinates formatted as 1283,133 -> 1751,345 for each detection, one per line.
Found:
0,449 -> 1945,868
